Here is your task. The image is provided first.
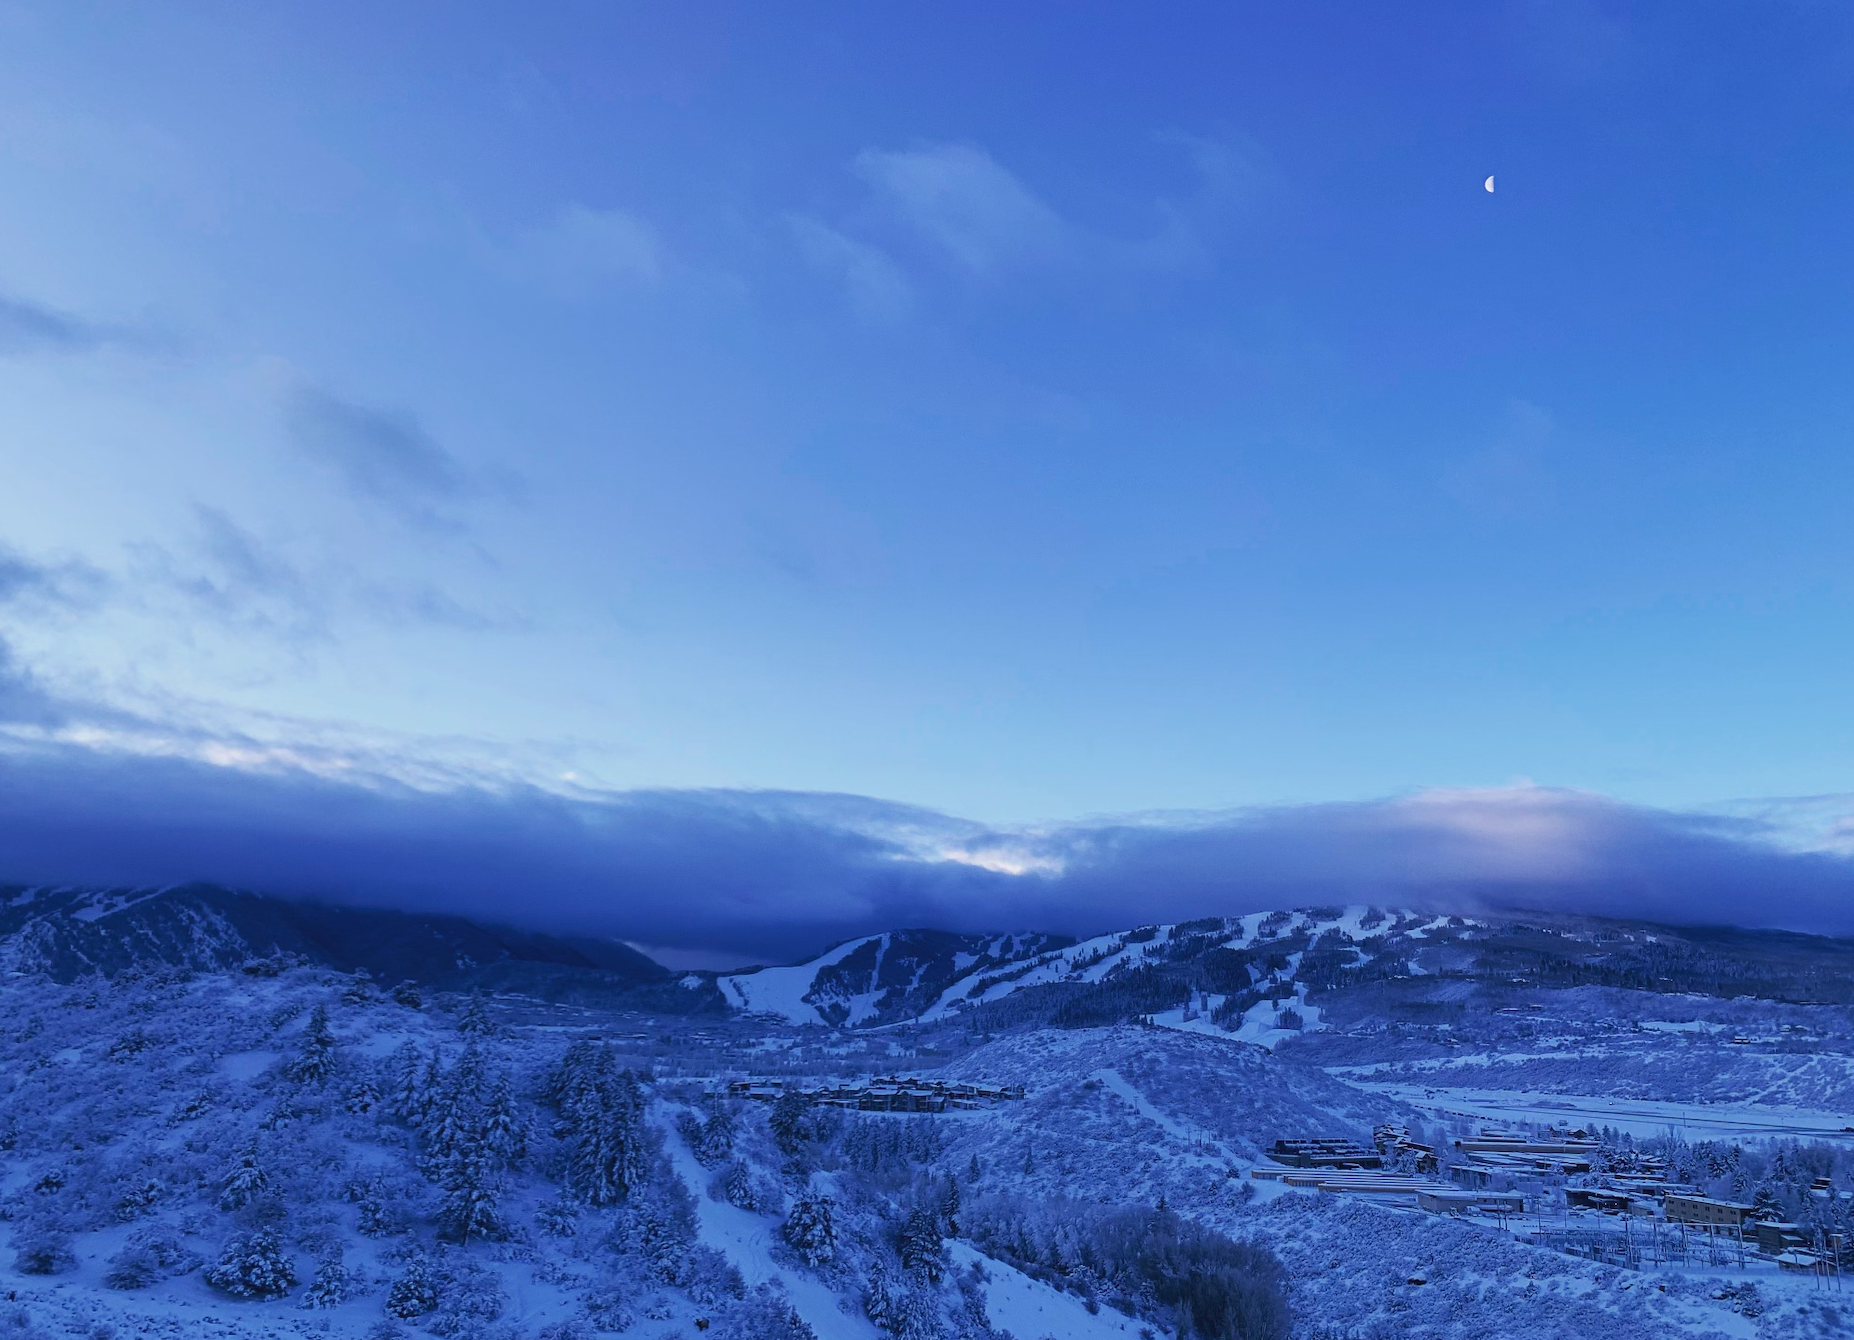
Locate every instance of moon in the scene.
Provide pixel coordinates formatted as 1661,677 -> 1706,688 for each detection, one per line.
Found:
1484,175 -> 1495,193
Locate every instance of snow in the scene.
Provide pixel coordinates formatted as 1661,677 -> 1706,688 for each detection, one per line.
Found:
656,1106 -> 879,1339
947,1240 -> 1145,1339
1350,1083 -> 1854,1144
718,935 -> 878,1025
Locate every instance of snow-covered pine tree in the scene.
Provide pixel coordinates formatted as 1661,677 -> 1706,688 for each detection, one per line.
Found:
300,1249 -> 353,1308
438,1148 -> 504,1245
939,1176 -> 961,1237
696,1100 -> 736,1167
898,1206 -> 945,1284
387,1041 -> 427,1124
289,1003 -> 337,1085
218,1147 -> 270,1211
481,1073 -> 527,1168
783,1192 -> 837,1265
457,991 -> 492,1036
562,1058 -> 648,1206
385,1252 -> 440,1318
721,1160 -> 758,1210
769,1091 -> 813,1155
204,1229 -> 297,1299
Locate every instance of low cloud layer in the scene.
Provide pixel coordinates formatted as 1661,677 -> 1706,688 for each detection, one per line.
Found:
0,731 -> 1850,965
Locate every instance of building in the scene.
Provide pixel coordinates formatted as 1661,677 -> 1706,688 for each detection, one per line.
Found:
1565,1188 -> 1636,1214
1268,1137 -> 1382,1169
1664,1195 -> 1756,1228
1755,1222 -> 1811,1255
1417,1189 -> 1524,1216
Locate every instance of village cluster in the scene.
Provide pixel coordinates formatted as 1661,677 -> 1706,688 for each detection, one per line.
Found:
1256,1120 -> 1848,1280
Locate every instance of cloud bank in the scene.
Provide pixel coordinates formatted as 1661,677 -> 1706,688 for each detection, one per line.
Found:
0,726 -> 1851,965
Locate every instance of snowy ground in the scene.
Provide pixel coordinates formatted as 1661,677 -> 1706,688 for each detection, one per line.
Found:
1346,1084 -> 1854,1145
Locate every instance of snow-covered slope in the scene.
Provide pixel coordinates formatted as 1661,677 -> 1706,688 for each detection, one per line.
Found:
723,905 -> 1462,1031
719,928 -> 1068,1027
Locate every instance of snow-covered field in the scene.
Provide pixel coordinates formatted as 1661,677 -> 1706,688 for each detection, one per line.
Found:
1346,1085 -> 1854,1145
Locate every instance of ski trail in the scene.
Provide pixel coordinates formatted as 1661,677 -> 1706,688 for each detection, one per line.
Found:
655,1107 -> 879,1339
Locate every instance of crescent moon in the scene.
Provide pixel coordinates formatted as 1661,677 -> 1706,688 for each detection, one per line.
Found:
1484,176 -> 1495,193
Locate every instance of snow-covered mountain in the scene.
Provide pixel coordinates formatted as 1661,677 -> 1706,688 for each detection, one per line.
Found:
720,903 -> 1854,1031
0,883 -> 683,1002
719,928 -> 1071,1027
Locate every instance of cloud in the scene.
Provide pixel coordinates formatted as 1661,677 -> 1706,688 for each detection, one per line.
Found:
0,544 -> 108,612
508,205 -> 662,297
0,640 -> 67,728
786,215 -> 912,320
0,721 -> 1851,965
855,143 -> 1068,274
0,293 -> 113,356
283,385 -> 471,525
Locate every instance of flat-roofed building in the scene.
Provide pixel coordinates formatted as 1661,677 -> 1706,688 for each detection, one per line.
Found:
1665,1195 -> 1755,1228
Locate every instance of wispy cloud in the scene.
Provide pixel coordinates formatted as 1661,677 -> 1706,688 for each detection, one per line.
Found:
0,292 -> 116,356
0,544 -> 108,612
506,204 -> 663,298
283,384 -> 472,526
785,215 -> 913,320
855,143 -> 1067,274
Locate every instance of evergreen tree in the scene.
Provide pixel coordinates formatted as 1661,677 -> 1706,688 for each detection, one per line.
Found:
218,1147 -> 269,1211
204,1230 -> 297,1299
300,1250 -> 353,1308
899,1206 -> 945,1284
783,1192 -> 838,1266
939,1177 -> 961,1237
457,991 -> 492,1036
769,1092 -> 813,1155
481,1073 -> 527,1168
561,1055 -> 647,1206
721,1160 -> 758,1210
289,1004 -> 337,1085
387,1042 -> 427,1124
696,1100 -> 737,1167
438,1148 -> 504,1245
385,1253 -> 440,1318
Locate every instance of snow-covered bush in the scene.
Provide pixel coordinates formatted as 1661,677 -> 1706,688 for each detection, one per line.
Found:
385,1251 -> 440,1318
204,1228 -> 298,1298
12,1231 -> 75,1276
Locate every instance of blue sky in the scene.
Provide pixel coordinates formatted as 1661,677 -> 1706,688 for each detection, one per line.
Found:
3,3 -> 1854,956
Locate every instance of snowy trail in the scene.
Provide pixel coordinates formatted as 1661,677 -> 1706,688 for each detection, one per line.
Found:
655,1108 -> 879,1340
946,1241 -> 1147,1340
1092,1068 -> 1238,1168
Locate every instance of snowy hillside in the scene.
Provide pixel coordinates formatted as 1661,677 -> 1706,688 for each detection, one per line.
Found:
1,895 -> 1853,1339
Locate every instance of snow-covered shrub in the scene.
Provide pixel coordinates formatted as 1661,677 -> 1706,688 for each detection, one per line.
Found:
715,1281 -> 818,1340
425,1260 -> 506,1338
103,1228 -> 199,1289
534,1196 -> 580,1237
12,1231 -> 76,1275
205,1228 -> 298,1299
385,1252 -> 440,1318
